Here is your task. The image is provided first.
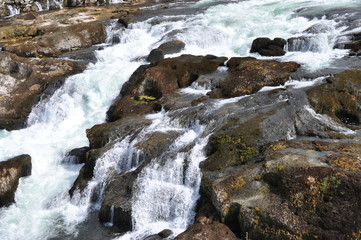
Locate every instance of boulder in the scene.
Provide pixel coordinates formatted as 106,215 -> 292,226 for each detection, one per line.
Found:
174,222 -> 239,240
250,37 -> 286,56
107,54 -> 227,122
221,57 -> 299,97
147,49 -> 165,64
0,154 -> 31,207
158,40 -> 186,55
0,51 -> 86,130
62,147 -> 90,164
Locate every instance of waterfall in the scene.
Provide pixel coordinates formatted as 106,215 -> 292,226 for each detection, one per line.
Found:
6,5 -> 20,16
0,0 -> 359,239
34,2 -> 43,11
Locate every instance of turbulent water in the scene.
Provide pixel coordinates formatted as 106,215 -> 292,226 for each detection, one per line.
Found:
0,0 -> 360,239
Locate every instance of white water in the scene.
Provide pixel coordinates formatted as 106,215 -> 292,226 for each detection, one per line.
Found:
46,0 -> 63,10
34,2 -> 43,11
6,5 -> 20,16
0,0 -> 359,239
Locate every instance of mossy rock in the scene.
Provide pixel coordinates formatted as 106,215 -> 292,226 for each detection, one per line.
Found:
307,68 -> 361,126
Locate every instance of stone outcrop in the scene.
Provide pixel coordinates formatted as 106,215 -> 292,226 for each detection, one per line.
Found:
107,54 -> 227,122
307,68 -> 361,127
3,22 -> 106,58
0,154 -> 31,207
0,51 -> 85,130
219,57 -> 299,97
250,37 -> 286,56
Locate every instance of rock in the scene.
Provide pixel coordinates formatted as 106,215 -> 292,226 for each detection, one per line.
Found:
146,48 -> 164,64
158,40 -> 186,55
307,68 -> 361,127
3,22 -> 106,58
221,57 -> 299,97
334,32 -> 361,55
174,222 -> 239,240
118,16 -> 132,28
98,172 -> 136,233
107,54 -> 227,122
143,229 -> 173,240
0,154 -> 31,207
62,147 -> 90,164
0,51 -> 86,130
250,37 -> 286,56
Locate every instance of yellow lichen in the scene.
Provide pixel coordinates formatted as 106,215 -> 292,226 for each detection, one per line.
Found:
131,95 -> 157,103
230,176 -> 246,189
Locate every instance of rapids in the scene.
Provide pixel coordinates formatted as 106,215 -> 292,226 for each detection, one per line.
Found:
0,0 -> 360,239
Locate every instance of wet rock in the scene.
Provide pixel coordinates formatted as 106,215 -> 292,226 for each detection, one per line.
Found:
250,37 -> 286,56
99,172 -> 136,233
307,68 -> 361,127
0,154 -> 31,207
334,32 -> 361,55
222,57 -> 299,97
174,222 -> 239,240
107,54 -> 227,122
62,147 -> 90,164
158,40 -> 185,55
146,48 -> 164,64
118,16 -> 132,28
0,51 -> 86,130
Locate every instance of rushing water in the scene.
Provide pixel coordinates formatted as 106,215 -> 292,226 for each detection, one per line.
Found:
0,0 -> 359,239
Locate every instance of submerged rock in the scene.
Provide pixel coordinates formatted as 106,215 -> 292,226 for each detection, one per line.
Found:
0,154 -> 31,208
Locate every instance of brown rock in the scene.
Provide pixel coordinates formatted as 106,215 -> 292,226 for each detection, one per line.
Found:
0,154 -> 31,207
174,222 -> 239,240
250,37 -> 286,56
307,68 -> 361,126
107,54 -> 227,122
158,40 -> 186,55
222,57 -> 299,97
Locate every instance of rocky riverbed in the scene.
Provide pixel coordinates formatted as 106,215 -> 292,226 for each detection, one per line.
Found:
1,0 -> 361,240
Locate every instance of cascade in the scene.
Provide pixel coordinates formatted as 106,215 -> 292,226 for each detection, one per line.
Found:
6,5 -> 20,16
0,0 -> 360,239
34,2 -> 43,11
